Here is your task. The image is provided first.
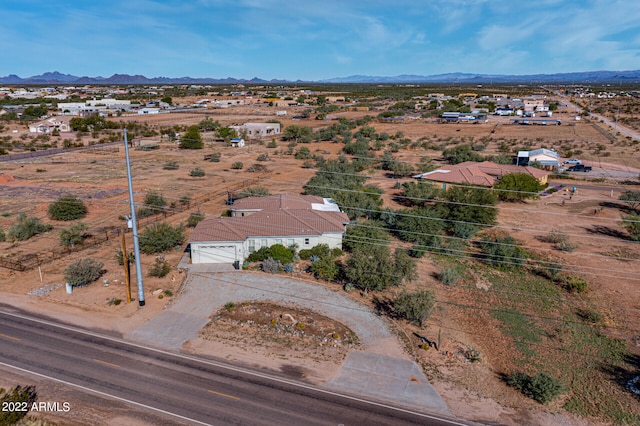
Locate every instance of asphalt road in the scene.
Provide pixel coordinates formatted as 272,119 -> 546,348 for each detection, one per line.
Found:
0,309 -> 465,426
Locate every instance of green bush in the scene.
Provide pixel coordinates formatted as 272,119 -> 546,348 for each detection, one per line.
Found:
139,222 -> 185,254
394,290 -> 435,327
0,227 -> 5,242
187,212 -> 205,227
0,385 -> 38,425
231,161 -> 244,169
507,372 -> 564,404
190,167 -> 205,177
148,258 -> 171,278
209,152 -> 221,162
7,213 -> 52,241
59,222 -> 88,248
247,244 -> 293,264
299,243 -> 332,260
64,258 -> 104,287
116,250 -> 135,266
163,161 -> 179,170
439,267 -> 460,285
621,214 -> 640,241
479,235 -> 527,270
48,195 -> 88,221
310,257 -> 340,281
564,276 -> 588,293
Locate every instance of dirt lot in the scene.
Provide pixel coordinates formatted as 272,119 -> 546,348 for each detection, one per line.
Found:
1,103 -> 639,425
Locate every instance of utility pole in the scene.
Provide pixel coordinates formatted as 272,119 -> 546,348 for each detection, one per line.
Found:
124,129 -> 145,306
614,105 -> 620,141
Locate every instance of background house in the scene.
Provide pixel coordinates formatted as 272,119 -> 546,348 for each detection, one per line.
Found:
414,161 -> 550,189
28,116 -> 72,134
229,122 -> 280,138
517,148 -> 560,169
189,194 -> 349,264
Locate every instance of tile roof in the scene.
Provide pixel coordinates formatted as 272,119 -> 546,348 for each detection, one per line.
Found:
191,194 -> 349,242
414,161 -> 550,187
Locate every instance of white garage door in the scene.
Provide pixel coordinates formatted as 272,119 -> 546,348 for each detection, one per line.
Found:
197,245 -> 237,264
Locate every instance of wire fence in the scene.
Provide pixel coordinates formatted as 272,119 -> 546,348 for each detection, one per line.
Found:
0,178 -> 260,271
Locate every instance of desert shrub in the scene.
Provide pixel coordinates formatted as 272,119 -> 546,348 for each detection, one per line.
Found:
450,222 -> 479,239
394,290 -> 435,327
209,152 -> 221,162
302,160 -> 315,168
48,195 -> 88,220
236,186 -> 271,198
247,163 -> 268,173
564,275 -> 588,293
148,258 -> 171,277
64,258 -> 104,287
507,372 -> 564,404
0,227 -> 5,242
7,213 -> 52,241
187,212 -> 205,227
310,257 -> 340,281
261,258 -> 280,274
479,235 -> 527,269
231,161 -> 244,169
59,222 -> 88,248
299,243 -> 332,260
163,161 -> 179,170
576,308 -> 603,325
190,167 -> 205,177
247,244 -> 293,264
621,214 -> 640,241
439,267 -> 461,285
0,385 -> 38,425
256,153 -> 269,161
267,140 -> 278,148
139,222 -> 185,254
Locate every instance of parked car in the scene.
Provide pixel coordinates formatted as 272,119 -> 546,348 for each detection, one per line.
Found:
564,158 -> 582,165
568,164 -> 592,172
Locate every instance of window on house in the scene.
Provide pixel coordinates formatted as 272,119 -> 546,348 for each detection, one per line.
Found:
304,238 -> 310,245
248,240 -> 255,253
261,239 -> 267,247
287,239 -> 294,247
276,239 -> 283,245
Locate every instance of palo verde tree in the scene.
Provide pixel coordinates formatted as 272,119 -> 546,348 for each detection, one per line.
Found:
494,173 -> 545,201
48,194 -> 88,221
179,125 -> 203,149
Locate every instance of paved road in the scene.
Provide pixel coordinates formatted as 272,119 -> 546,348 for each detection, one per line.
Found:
0,309 -> 465,426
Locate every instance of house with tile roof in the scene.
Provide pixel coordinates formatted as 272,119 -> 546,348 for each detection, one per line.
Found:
413,161 -> 550,189
189,194 -> 349,264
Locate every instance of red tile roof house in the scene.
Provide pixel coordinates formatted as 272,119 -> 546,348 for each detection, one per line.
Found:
189,194 -> 350,264
413,161 -> 550,189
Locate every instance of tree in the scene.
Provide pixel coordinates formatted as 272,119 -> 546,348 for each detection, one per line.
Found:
48,195 -> 88,221
64,258 -> 104,287
161,95 -> 173,105
394,207 -> 445,244
60,222 -> 88,248
179,125 -> 203,149
7,213 -> 52,241
22,105 -> 48,119
443,186 -> 498,226
390,161 -> 414,178
400,182 -> 442,207
217,127 -> 238,140
283,125 -> 313,143
343,220 -> 391,252
620,190 -> 640,212
139,223 -> 185,254
310,256 -> 340,281
345,244 -> 396,292
442,144 -> 484,164
479,235 -> 527,269
198,117 -> 220,132
394,290 -> 435,327
494,173 -> 545,201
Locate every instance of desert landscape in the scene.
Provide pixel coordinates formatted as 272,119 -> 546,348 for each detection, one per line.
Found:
1,85 -> 640,425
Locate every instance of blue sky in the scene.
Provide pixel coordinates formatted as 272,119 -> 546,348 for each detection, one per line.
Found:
1,0 -> 639,80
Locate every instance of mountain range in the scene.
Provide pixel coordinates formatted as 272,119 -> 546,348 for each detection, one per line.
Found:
1,70 -> 639,85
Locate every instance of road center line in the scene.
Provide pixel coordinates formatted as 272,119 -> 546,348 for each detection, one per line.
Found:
207,389 -> 240,400
0,332 -> 21,341
93,358 -> 120,368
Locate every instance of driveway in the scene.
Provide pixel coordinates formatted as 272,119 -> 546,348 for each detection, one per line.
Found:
126,265 -> 451,415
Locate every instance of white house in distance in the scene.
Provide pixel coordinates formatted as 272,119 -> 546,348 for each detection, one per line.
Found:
230,137 -> 245,147
28,116 -> 72,134
230,122 -> 281,138
189,194 -> 349,264
517,148 -> 560,169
